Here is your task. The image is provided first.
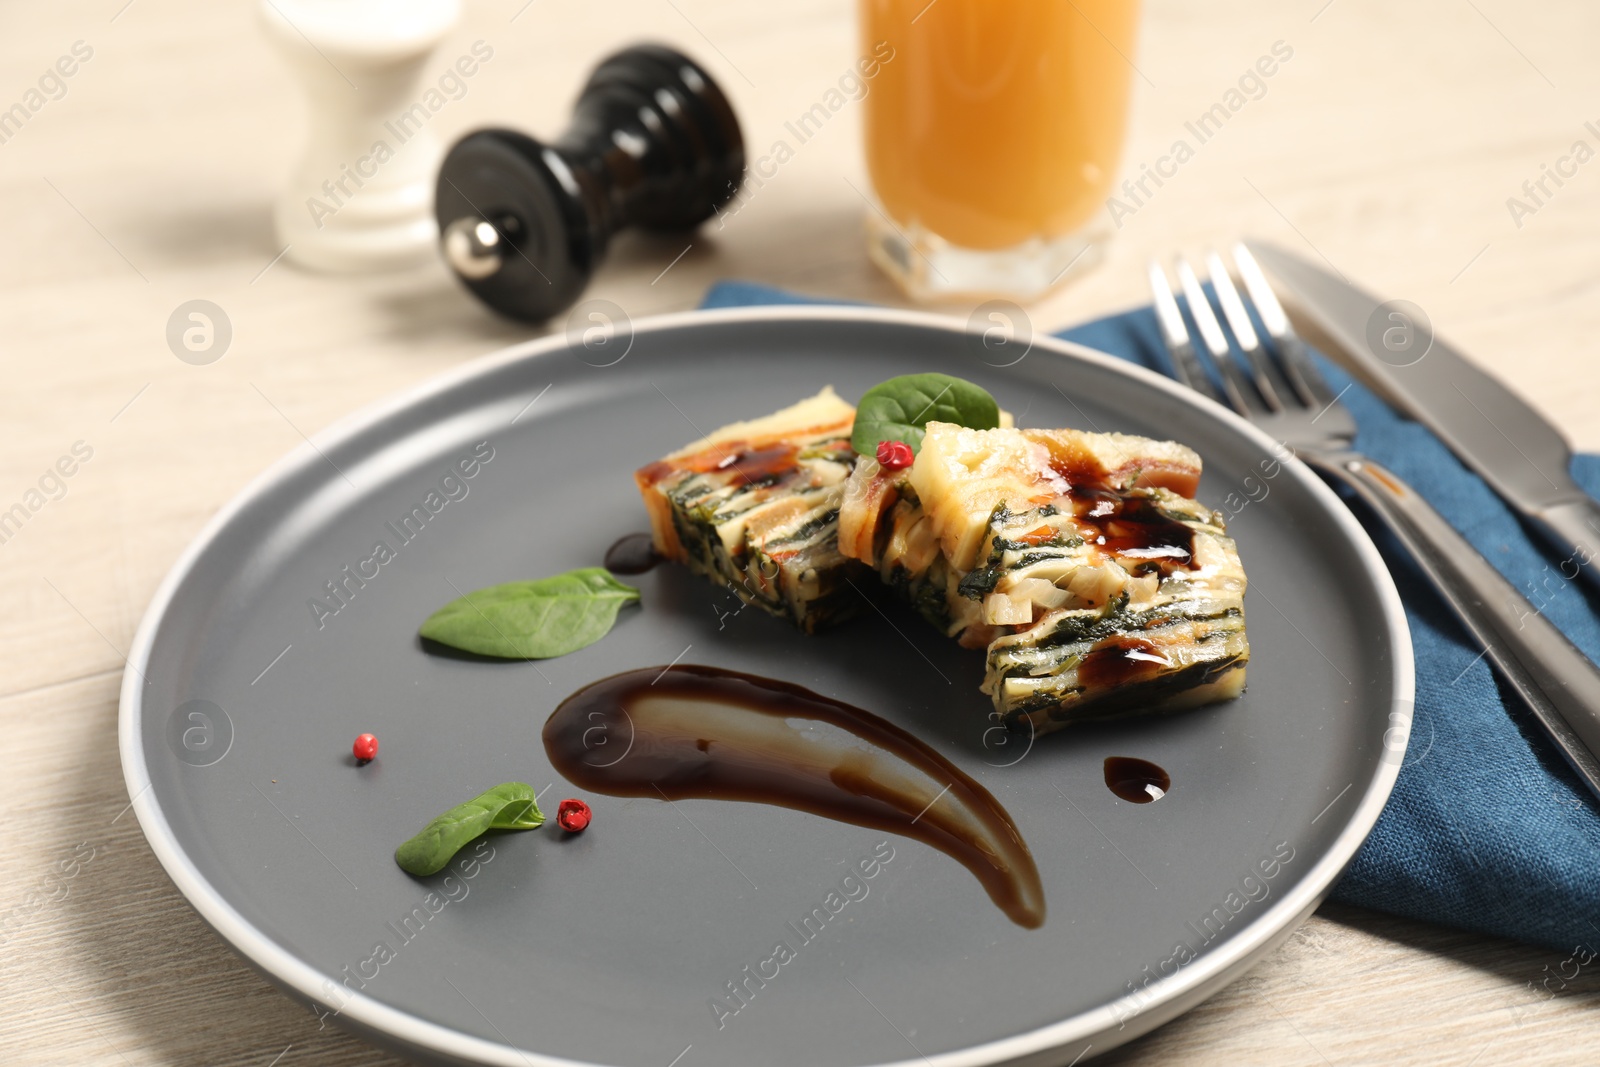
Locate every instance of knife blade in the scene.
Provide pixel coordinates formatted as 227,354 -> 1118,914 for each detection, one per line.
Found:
1245,240 -> 1600,592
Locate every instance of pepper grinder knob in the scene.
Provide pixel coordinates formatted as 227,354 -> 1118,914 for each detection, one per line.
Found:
436,44 -> 744,322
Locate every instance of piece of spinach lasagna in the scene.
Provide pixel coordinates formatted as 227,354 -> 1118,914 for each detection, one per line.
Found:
838,422 -> 1248,733
634,388 -> 866,632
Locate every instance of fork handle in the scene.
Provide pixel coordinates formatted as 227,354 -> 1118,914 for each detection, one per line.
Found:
1304,450 -> 1600,800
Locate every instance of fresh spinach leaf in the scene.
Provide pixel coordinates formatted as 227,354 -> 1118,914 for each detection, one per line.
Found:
420,567 -> 640,659
395,781 -> 545,877
851,373 -> 1000,456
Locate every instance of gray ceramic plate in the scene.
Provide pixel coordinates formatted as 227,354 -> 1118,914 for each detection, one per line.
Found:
121,306 -> 1412,1067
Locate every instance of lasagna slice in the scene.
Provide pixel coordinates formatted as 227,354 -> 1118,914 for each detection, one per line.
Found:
635,388 -> 866,632
839,422 -> 1248,733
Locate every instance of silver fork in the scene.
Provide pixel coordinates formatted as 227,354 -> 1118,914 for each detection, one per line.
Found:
1150,245 -> 1600,801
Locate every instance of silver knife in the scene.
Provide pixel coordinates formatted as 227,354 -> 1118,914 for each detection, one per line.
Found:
1245,240 -> 1600,594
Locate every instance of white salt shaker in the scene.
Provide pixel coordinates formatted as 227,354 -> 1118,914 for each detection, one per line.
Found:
260,0 -> 461,272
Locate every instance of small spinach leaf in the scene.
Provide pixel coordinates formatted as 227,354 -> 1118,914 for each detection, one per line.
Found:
420,568 -> 640,659
395,781 -> 545,877
850,373 -> 1000,456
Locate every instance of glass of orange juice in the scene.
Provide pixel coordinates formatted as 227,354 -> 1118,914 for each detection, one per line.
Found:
859,0 -> 1141,301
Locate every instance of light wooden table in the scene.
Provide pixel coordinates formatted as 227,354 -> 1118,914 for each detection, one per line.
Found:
3,0 -> 1598,1064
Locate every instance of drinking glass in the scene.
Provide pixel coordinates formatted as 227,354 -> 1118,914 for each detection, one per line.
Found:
859,0 -> 1141,301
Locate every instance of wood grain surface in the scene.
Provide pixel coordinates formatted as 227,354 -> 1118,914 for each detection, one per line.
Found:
2,0 -> 1598,1064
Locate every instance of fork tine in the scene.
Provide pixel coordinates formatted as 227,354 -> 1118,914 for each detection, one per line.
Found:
1206,251 -> 1283,412
1175,258 -> 1253,417
1147,261 -> 1225,407
1232,244 -> 1334,408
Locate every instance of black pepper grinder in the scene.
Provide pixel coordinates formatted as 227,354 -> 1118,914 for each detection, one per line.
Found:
435,44 -> 745,323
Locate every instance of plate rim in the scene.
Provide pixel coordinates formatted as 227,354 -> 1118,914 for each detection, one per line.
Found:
119,302 -> 1415,1067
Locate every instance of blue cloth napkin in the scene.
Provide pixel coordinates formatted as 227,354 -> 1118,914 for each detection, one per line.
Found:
701,280 -> 1600,952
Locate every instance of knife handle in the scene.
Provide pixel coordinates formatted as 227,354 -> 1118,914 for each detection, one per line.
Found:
1531,498 -> 1600,596
1304,451 -> 1600,801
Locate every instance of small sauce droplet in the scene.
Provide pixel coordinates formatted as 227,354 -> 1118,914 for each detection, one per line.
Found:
1072,491 -> 1195,571
634,441 -> 805,488
1037,444 -> 1197,572
715,443 -> 800,481
1077,636 -> 1171,689
1104,757 -> 1171,804
604,532 -> 662,575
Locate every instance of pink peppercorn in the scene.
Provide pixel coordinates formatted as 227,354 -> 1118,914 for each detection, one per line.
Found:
875,440 -> 914,470
556,798 -> 592,832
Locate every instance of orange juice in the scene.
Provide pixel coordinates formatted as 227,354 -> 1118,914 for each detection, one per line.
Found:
860,0 -> 1140,297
